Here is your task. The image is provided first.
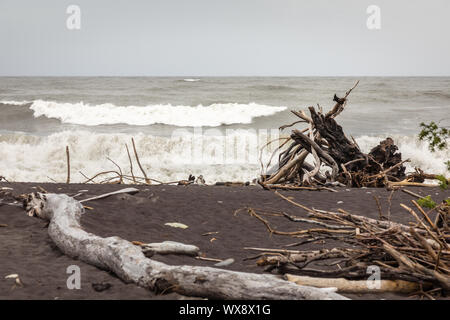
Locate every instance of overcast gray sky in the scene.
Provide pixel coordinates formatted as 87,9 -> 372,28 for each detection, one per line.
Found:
0,0 -> 449,76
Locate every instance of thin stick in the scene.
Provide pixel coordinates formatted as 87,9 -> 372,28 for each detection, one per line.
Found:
66,146 -> 70,184
326,80 -> 359,118
275,191 -> 317,214
81,170 -> 121,184
125,144 -> 136,184
402,189 -> 422,199
411,200 -> 438,231
131,138 -> 150,185
195,256 -> 223,263
47,176 -> 58,183
373,195 -> 383,220
282,212 -> 352,230
387,189 -> 396,221
107,157 -> 123,184
367,159 -> 410,179
244,247 -> 306,254
79,188 -> 139,203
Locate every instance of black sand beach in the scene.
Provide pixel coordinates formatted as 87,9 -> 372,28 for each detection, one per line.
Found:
1,183 -> 449,300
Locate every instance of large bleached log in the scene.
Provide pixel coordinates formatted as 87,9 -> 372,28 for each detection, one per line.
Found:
24,192 -> 348,300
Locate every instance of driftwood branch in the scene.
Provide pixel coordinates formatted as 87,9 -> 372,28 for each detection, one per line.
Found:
131,138 -> 151,185
66,146 -> 70,184
285,274 -> 422,293
79,188 -> 139,203
132,241 -> 200,256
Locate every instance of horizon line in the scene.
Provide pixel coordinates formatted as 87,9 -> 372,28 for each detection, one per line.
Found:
0,75 -> 449,78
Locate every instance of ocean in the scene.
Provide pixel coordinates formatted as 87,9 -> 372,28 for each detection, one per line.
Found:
0,77 -> 449,183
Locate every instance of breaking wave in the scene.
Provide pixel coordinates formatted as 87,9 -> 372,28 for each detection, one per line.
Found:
22,100 -> 287,127
0,100 -> 31,105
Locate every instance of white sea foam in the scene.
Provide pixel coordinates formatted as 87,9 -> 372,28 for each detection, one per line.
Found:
183,78 -> 200,82
0,131 -> 447,184
0,130 -> 281,183
0,100 -> 30,105
26,100 -> 287,127
356,135 -> 449,175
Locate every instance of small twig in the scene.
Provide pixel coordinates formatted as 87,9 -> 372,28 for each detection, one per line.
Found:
367,159 -> 411,179
79,188 -> 139,203
373,195 -> 383,220
131,138 -> 150,185
106,157 -> 123,184
66,146 -> 70,184
387,189 -> 396,221
80,171 -> 122,184
195,256 -> 223,263
125,144 -> 136,184
282,212 -> 352,230
411,200 -> 438,231
402,189 -> 423,199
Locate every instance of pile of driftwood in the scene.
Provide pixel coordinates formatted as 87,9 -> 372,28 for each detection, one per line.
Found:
260,81 -> 446,190
244,192 -> 449,297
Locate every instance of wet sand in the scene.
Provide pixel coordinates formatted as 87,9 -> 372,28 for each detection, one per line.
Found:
1,182 -> 449,300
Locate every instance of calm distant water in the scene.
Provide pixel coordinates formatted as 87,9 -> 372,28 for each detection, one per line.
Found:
0,77 -> 449,182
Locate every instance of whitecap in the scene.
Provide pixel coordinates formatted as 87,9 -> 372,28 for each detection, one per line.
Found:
28,100 -> 287,127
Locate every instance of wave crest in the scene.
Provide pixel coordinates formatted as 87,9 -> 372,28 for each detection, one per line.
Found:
27,100 -> 287,127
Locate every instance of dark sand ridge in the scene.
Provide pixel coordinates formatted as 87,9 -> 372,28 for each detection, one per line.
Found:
1,182 -> 449,300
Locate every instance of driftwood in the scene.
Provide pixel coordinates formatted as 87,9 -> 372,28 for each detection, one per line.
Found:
78,188 -> 139,203
132,241 -> 200,256
261,81 -> 445,189
22,192 -> 348,300
66,146 -> 70,184
285,274 -> 422,293
131,138 -> 150,185
244,193 -> 450,297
